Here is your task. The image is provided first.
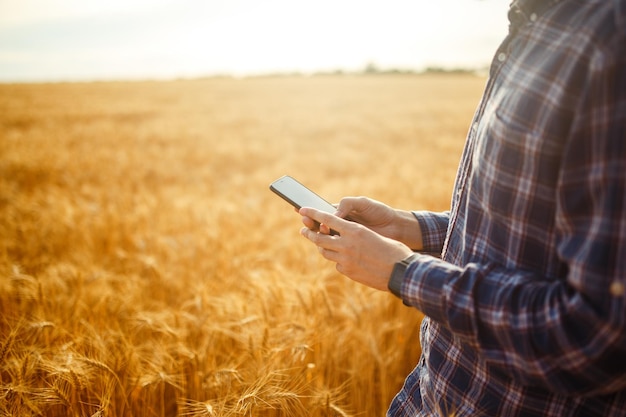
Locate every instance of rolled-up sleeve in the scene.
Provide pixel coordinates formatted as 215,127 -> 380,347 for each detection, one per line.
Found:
411,210 -> 449,255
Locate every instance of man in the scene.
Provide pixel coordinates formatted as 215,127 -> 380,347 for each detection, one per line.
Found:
299,0 -> 626,415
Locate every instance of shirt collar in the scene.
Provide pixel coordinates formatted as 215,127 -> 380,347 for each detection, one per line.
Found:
508,0 -> 561,31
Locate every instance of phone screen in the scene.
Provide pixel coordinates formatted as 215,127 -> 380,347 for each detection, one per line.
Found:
269,175 -> 337,213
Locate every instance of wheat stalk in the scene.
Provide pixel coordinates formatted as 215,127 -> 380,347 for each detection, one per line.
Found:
178,399 -> 217,416
0,330 -> 16,364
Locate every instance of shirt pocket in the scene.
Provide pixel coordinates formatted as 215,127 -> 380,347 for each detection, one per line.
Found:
467,111 -> 563,271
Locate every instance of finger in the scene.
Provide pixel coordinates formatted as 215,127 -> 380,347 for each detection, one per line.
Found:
335,197 -> 366,222
319,223 -> 332,235
299,208 -> 345,234
335,197 -> 357,218
300,227 -> 340,250
301,215 -> 319,231
317,245 -> 340,262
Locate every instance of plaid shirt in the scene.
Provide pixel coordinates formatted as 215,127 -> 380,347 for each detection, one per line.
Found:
388,0 -> 626,416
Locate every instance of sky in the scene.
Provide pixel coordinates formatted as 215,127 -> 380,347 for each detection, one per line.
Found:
0,0 -> 510,83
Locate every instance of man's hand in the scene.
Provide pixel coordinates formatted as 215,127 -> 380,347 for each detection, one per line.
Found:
335,197 -> 424,251
299,207 -> 414,291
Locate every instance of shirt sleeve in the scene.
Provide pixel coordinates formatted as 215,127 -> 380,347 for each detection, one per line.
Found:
402,29 -> 626,397
411,210 -> 449,255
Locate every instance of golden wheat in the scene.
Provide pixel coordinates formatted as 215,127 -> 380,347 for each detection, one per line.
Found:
0,74 -> 485,416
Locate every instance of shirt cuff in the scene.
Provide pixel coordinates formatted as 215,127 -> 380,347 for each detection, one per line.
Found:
402,254 -> 457,321
411,210 -> 449,255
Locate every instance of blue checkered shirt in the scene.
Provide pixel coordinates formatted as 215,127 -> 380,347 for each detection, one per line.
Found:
388,0 -> 626,416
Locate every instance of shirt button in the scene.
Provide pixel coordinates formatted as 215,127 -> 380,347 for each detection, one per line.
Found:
497,52 -> 507,62
530,13 -> 538,22
610,281 -> 625,297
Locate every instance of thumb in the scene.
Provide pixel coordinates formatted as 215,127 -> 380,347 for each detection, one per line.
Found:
335,196 -> 362,219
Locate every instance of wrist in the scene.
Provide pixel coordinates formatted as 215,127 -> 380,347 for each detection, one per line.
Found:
394,210 -> 424,251
388,253 -> 420,300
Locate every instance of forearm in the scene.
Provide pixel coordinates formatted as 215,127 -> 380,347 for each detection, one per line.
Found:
391,210 -> 425,251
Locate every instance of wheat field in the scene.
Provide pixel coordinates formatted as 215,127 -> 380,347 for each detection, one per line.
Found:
0,74 -> 486,416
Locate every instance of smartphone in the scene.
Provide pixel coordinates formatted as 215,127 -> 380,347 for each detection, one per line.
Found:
270,175 -> 337,213
269,175 -> 339,234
